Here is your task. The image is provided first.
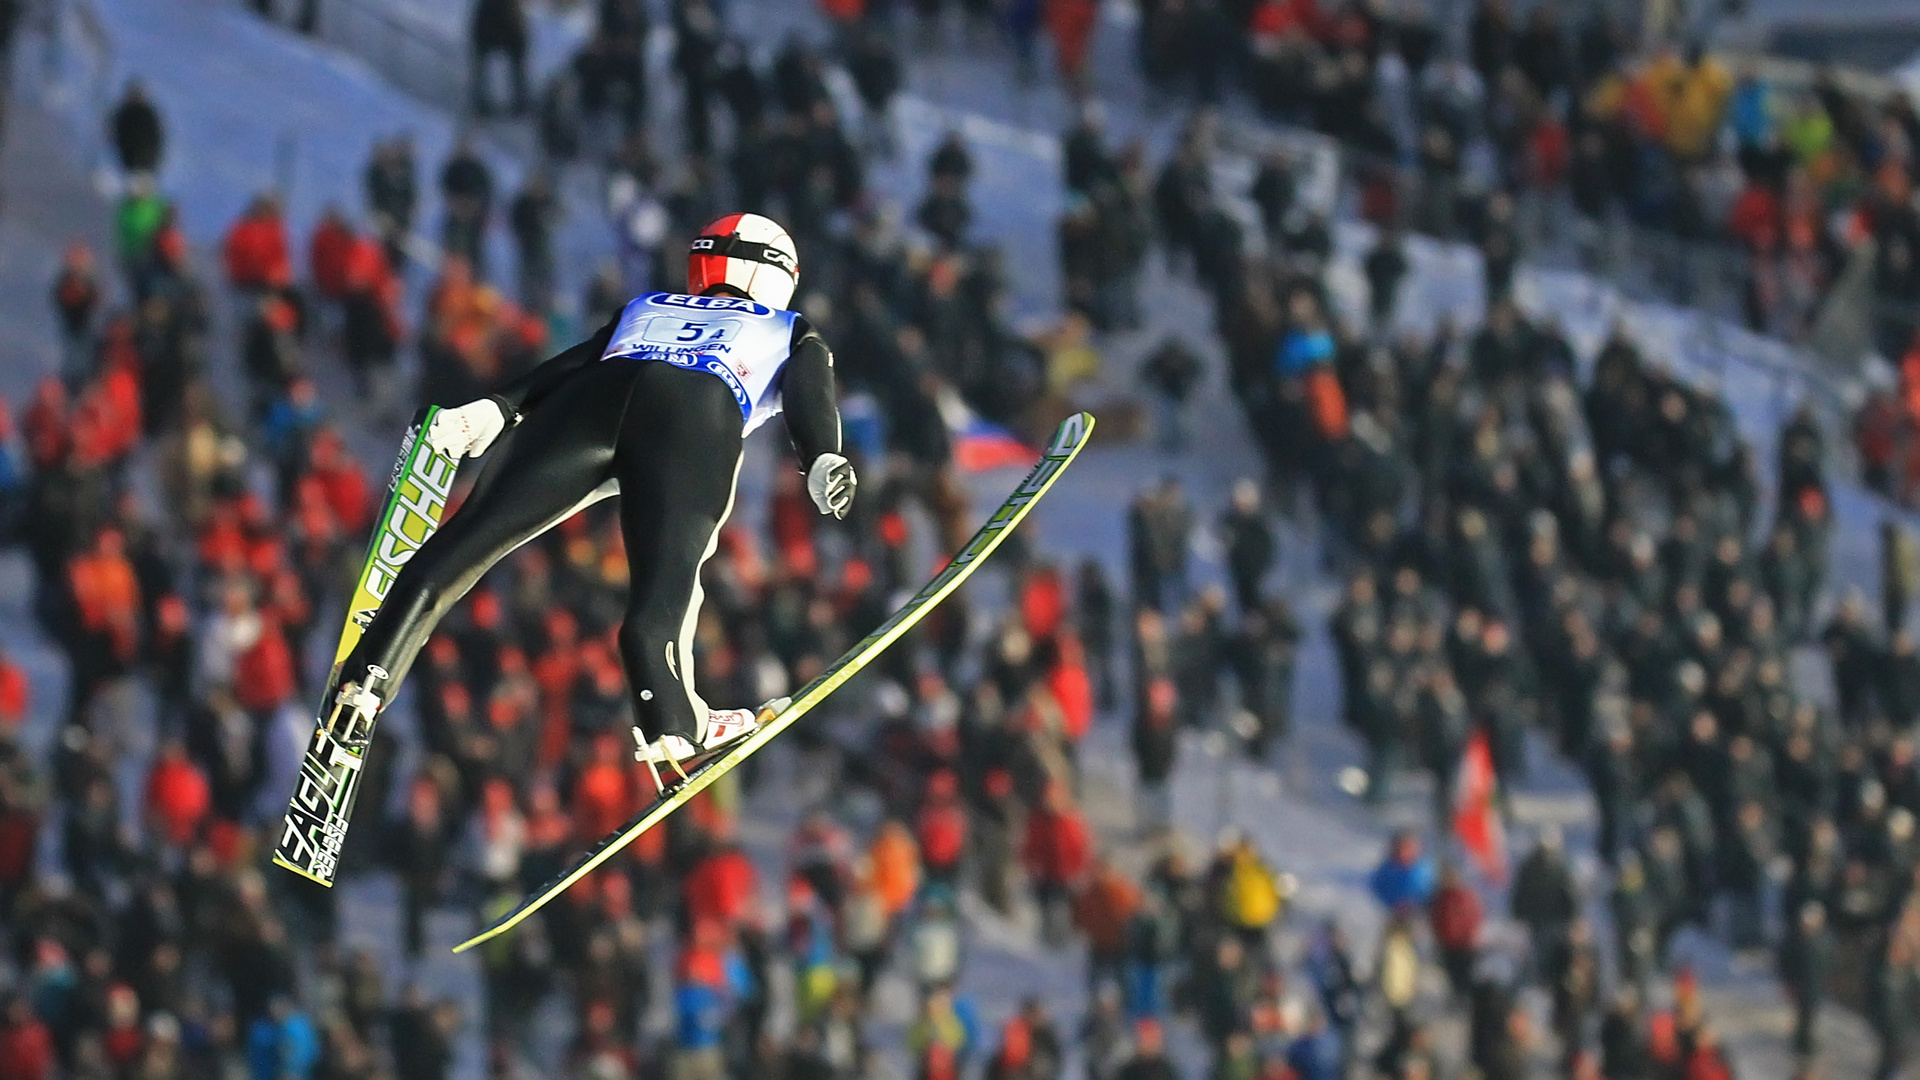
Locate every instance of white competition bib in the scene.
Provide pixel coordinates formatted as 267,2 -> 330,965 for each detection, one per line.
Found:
602,292 -> 800,434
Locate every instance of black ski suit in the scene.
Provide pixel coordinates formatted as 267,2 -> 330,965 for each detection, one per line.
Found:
337,305 -> 841,743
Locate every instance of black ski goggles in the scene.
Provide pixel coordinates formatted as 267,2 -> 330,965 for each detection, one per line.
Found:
691,233 -> 797,278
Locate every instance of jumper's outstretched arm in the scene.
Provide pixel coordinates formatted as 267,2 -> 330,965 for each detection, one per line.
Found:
782,315 -> 841,467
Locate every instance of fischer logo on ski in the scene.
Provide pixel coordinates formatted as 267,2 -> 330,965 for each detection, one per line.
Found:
364,444 -> 456,604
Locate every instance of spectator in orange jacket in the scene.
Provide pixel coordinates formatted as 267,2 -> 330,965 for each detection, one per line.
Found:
67,528 -> 142,721
869,820 -> 922,920
69,522 -> 141,653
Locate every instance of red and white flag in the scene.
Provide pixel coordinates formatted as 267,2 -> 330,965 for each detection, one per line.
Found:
1453,726 -> 1507,883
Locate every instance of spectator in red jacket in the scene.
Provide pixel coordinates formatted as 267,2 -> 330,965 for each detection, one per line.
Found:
144,739 -> 211,849
52,243 -> 100,387
571,734 -> 633,843
1682,1027 -> 1733,1080
1428,862 -> 1483,996
0,649 -> 28,728
1044,0 -> 1098,97
685,829 -> 759,930
232,609 -> 296,719
768,467 -> 819,577
306,429 -> 372,534
66,360 -> 140,470
534,608 -> 582,765
1021,564 -> 1067,642
1023,780 -> 1092,942
916,768 -> 968,889
309,206 -> 356,301
0,791 -> 36,924
0,995 -> 55,1080
817,0 -> 862,26
100,983 -> 142,1073
1727,178 -> 1781,255
1072,859 -> 1141,987
341,234 -> 402,397
985,1016 -> 1033,1080
22,377 -> 70,471
223,194 -> 293,291
1045,634 -> 1094,744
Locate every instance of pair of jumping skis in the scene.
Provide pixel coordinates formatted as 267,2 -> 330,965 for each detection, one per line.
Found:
273,410 -> 1095,955
273,407 -> 457,887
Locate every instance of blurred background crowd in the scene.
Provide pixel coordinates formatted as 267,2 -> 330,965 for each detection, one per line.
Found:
1,1 -> 1920,1080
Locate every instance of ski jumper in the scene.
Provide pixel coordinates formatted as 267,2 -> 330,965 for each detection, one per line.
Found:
336,291 -> 841,743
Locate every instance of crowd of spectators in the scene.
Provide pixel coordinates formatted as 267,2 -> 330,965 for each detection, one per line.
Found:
1118,0 -> 1917,351
1092,21 -> 1920,1067
1098,0 -> 1920,538
1,9 -> 1351,1080
11,2 -> 1920,1080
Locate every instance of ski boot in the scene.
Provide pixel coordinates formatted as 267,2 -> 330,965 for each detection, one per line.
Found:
324,666 -> 389,749
634,697 -> 790,793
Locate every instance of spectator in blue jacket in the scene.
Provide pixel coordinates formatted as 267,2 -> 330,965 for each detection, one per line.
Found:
1369,830 -> 1437,912
672,930 -> 746,1080
247,998 -> 319,1080
1275,323 -> 1335,379
1286,1010 -> 1345,1080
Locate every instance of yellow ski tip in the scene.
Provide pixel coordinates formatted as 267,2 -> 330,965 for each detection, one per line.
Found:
271,853 -> 338,888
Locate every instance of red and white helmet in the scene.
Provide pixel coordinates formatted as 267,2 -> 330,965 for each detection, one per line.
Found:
686,213 -> 799,310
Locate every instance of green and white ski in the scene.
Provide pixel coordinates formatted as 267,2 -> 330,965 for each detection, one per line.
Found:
274,408 -> 460,887
452,411 -> 1094,953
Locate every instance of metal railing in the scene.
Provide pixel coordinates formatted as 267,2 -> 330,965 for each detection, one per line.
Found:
23,0 -> 116,141
246,0 -> 468,113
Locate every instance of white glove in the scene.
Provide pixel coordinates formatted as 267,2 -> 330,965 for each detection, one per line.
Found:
806,453 -> 856,519
426,398 -> 511,460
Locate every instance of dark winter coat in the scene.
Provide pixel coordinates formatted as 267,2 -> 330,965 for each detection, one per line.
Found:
1778,922 -> 1834,1002
846,32 -> 902,112
471,0 -> 528,52
1510,849 -> 1578,932
1131,694 -> 1178,786
111,94 -> 164,174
